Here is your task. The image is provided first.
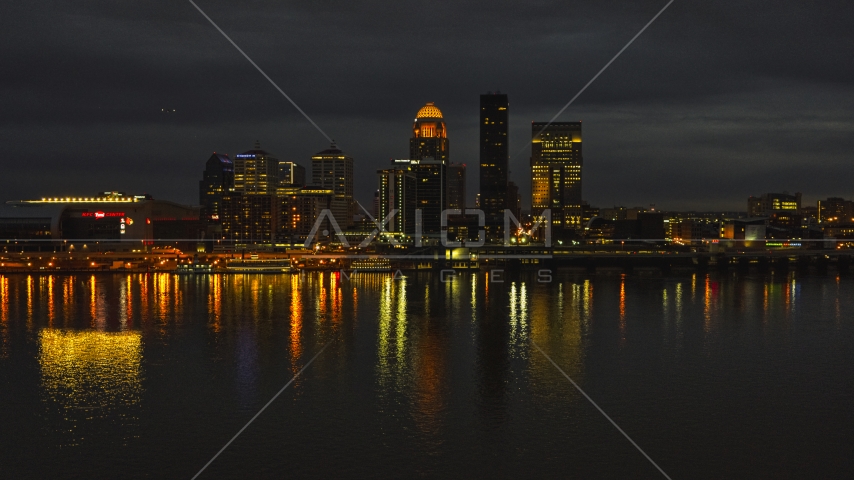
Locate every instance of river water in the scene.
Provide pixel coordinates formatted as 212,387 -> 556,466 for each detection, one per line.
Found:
0,271 -> 852,478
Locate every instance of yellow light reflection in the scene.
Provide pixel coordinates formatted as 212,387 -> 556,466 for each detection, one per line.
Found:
617,275 -> 627,344
691,273 -> 697,301
316,272 -> 327,324
209,274 -> 222,332
39,329 -> 143,444
27,275 -> 34,327
763,283 -> 769,323
619,275 -> 626,322
704,276 -> 712,332
289,276 -> 303,371
377,278 -> 393,388
582,279 -> 592,326
675,282 -> 684,346
509,282 -> 518,345
396,279 -> 407,360
470,273 -> 478,324
62,276 -> 74,325
331,272 -> 342,325
0,276 -> 7,320
529,279 -> 584,385
0,276 -> 7,358
47,275 -> 55,324
351,277 -> 358,323
157,273 -> 170,320
119,275 -> 128,329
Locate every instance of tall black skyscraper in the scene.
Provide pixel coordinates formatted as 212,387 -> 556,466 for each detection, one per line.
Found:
480,93 -> 509,240
199,153 -> 233,223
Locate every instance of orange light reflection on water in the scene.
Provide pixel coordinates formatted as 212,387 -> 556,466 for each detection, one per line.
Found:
289,276 -> 303,372
0,276 -> 7,358
619,275 -> 626,341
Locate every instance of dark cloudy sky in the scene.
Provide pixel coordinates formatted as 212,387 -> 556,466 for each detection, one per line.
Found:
2,0 -> 853,211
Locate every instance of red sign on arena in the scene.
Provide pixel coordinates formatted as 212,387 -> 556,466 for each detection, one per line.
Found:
82,211 -> 125,218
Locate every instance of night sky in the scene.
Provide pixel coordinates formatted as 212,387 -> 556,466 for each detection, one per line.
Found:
3,1 -> 853,211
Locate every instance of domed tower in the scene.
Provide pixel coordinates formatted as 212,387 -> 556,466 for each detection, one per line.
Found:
410,102 -> 449,162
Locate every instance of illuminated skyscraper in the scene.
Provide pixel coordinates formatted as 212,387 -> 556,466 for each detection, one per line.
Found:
409,102 -> 450,236
311,143 -> 354,227
531,122 -> 583,231
410,102 -> 448,162
199,153 -> 233,223
480,92 -> 508,239
221,193 -> 278,244
223,143 -> 280,244
747,192 -> 801,217
233,143 -> 279,195
377,159 -> 417,235
277,186 -> 334,243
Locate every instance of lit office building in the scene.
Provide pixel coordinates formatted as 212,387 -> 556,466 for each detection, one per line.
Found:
198,153 -> 233,223
480,92 -> 509,239
278,186 -> 334,244
531,121 -> 583,231
747,192 -> 801,217
221,142 -> 283,245
221,192 -> 278,245
817,197 -> 853,223
233,143 -> 279,194
377,160 -> 417,235
311,143 -> 354,228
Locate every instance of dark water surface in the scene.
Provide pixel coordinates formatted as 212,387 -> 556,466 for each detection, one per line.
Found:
0,272 -> 852,479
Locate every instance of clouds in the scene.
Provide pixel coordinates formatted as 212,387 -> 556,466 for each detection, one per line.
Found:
1,0 -> 853,210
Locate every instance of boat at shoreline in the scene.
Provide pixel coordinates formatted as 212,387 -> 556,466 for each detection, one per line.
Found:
225,258 -> 295,273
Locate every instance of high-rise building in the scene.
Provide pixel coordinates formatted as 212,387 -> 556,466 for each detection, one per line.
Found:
410,102 -> 448,162
747,192 -> 801,217
506,181 -> 520,220
198,153 -> 233,223
277,186 -> 334,243
311,143 -> 354,228
446,162 -> 466,211
233,143 -> 279,194
221,192 -> 278,244
372,190 -> 380,220
412,158 -> 445,235
817,197 -> 854,223
408,102 -> 451,236
531,122 -> 583,231
278,161 -> 306,187
221,142 -> 281,245
480,92 -> 509,239
377,159 -> 417,234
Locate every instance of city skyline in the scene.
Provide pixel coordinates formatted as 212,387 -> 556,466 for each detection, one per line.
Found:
3,4 -> 854,478
3,1 -> 853,211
